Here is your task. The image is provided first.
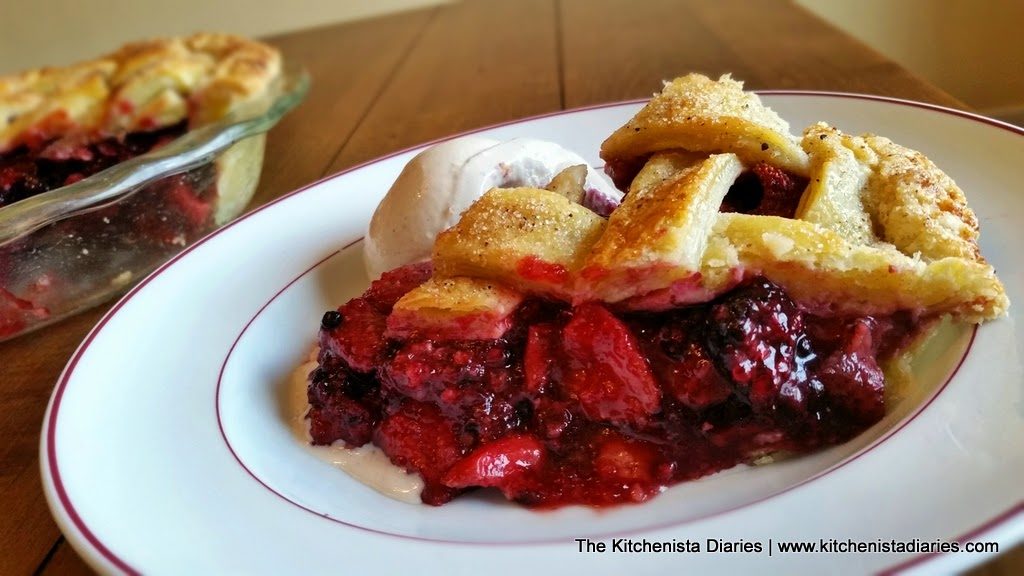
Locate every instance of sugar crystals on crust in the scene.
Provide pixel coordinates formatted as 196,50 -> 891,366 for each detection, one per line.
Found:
601,73 -> 810,177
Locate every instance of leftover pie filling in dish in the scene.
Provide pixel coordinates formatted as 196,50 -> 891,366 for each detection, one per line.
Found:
0,33 -> 282,337
306,74 -> 1008,507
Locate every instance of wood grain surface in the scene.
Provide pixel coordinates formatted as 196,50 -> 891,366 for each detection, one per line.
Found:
0,0 -> 1017,573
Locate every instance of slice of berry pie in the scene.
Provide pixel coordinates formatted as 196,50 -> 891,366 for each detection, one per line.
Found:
307,74 -> 1008,507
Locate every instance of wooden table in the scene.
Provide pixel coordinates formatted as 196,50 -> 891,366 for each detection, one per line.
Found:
1,0 -> 1019,573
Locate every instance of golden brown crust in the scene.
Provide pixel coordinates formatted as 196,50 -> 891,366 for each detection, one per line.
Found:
600,73 -> 810,176
626,150 -> 708,196
0,33 -> 281,152
388,277 -> 524,340
798,122 -> 983,264
702,214 -> 1007,322
583,153 -> 743,302
415,74 -> 1008,327
427,156 -> 1008,322
433,187 -> 606,299
797,122 -> 878,246
861,134 -> 981,262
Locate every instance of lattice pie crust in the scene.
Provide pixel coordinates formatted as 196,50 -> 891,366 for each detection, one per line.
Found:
398,74 -> 1007,330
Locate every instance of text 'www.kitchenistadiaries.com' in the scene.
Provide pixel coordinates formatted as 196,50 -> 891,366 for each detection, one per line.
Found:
573,537 -> 999,556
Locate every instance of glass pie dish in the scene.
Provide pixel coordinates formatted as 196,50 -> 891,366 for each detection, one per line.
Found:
0,65 -> 308,341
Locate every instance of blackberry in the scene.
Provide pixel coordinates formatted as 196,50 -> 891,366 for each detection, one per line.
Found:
320,309 -> 343,330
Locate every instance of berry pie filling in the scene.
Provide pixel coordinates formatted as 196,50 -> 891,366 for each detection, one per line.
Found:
0,121 -> 189,207
0,123 -> 219,337
608,156 -> 807,219
307,261 -> 926,507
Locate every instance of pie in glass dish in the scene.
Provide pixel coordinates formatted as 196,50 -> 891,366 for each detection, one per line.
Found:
0,33 -> 281,212
0,33 -> 292,338
306,74 -> 1008,507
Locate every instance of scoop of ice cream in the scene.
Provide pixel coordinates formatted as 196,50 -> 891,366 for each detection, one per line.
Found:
364,136 -> 622,279
364,135 -> 498,279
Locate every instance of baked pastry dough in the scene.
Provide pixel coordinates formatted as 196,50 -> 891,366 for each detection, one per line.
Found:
797,122 -> 983,262
795,122 -> 877,246
430,75 -> 1007,324
862,133 -> 981,261
601,73 -> 810,177
698,213 -> 1004,322
388,276 -> 524,340
0,33 -> 282,152
433,187 -> 606,299
583,153 -> 743,302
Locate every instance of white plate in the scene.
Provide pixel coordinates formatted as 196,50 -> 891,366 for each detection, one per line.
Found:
42,94 -> 1024,575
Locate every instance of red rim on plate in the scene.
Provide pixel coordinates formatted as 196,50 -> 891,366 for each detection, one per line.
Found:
42,92 -> 1024,575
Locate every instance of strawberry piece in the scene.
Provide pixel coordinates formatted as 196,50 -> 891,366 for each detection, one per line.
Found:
656,338 -> 733,410
751,162 -> 807,217
163,177 -> 212,228
374,401 -> 463,505
363,261 -> 433,312
319,297 -> 388,373
524,324 -> 559,395
753,162 -> 801,193
818,318 -> 885,424
442,434 -> 544,494
0,287 -> 49,339
560,303 -> 661,426
63,173 -> 86,186
704,419 -> 789,457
